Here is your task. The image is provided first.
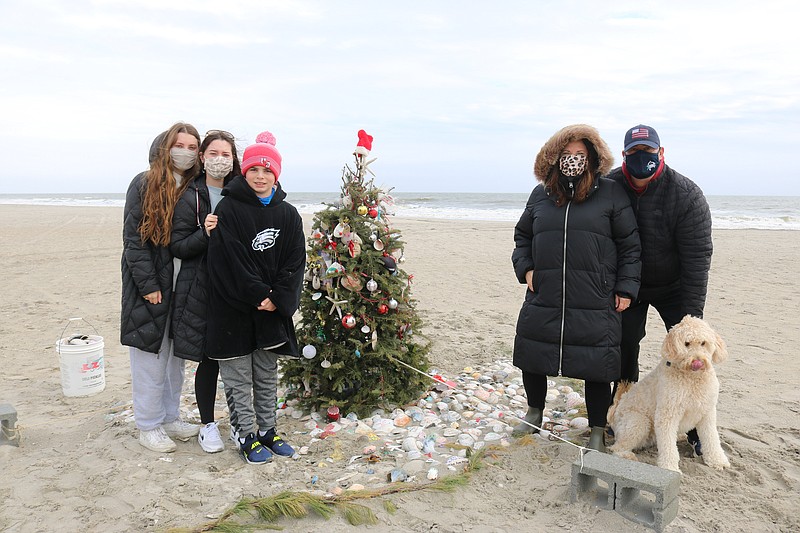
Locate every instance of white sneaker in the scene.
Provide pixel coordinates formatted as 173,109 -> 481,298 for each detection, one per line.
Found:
198,422 -> 224,453
230,425 -> 240,446
139,427 -> 177,453
163,418 -> 200,441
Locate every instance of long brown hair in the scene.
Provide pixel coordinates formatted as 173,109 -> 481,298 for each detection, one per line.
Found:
544,139 -> 599,207
140,122 -> 201,246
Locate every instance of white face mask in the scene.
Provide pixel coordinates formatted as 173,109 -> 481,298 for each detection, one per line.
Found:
170,147 -> 197,171
204,156 -> 233,180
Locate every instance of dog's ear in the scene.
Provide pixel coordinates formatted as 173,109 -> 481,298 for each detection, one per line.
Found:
712,329 -> 728,363
662,323 -> 681,362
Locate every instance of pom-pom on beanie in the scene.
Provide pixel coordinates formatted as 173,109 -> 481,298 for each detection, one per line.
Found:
242,131 -> 282,180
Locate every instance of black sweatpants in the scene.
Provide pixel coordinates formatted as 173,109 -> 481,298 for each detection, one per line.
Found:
522,371 -> 611,428
195,356 -> 237,427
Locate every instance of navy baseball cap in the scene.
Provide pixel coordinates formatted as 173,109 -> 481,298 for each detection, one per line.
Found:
624,125 -> 660,151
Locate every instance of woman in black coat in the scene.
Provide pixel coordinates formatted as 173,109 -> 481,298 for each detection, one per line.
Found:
121,122 -> 203,453
511,124 -> 641,451
170,130 -> 241,453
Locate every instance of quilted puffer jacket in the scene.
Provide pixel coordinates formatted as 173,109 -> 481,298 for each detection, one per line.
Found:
607,164 -> 712,317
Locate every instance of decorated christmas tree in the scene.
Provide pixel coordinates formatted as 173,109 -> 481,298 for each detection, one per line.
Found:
281,130 -> 431,417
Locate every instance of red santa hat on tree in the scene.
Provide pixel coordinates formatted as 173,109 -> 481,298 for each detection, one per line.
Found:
354,129 -> 373,158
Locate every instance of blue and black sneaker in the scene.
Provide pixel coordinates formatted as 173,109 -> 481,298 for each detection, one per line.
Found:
687,430 -> 703,457
239,433 -> 273,464
259,428 -> 295,457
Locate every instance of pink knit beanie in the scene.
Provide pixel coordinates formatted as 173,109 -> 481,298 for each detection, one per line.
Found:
241,131 -> 282,180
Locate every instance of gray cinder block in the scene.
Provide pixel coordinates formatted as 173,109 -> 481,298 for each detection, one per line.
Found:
571,451 -> 681,532
0,403 -> 19,446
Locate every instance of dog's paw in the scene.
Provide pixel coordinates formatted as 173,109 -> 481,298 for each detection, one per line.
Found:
704,457 -> 730,471
657,459 -> 681,473
611,449 -> 638,462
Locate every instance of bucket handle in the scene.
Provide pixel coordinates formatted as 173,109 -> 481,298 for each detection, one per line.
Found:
57,317 -> 100,354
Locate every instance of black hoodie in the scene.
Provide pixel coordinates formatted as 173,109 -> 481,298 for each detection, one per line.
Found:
205,176 -> 305,359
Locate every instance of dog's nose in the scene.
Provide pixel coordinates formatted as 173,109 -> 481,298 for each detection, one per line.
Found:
691,360 -> 705,371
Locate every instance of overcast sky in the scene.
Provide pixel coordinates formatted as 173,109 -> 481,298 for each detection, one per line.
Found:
1,1 -> 798,195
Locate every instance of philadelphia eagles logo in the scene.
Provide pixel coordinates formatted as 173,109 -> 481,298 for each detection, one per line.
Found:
252,228 -> 280,251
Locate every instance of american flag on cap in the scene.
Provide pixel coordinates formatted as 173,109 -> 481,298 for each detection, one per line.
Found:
631,128 -> 650,139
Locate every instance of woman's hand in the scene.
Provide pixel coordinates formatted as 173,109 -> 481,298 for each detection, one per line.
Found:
204,214 -> 218,236
258,297 -> 277,311
143,290 -> 162,304
615,295 -> 631,312
525,270 -> 535,292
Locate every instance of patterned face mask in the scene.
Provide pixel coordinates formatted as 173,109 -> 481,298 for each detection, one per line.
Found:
204,156 -> 233,180
558,153 -> 587,177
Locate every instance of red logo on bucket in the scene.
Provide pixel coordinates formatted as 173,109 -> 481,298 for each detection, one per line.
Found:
81,361 -> 102,373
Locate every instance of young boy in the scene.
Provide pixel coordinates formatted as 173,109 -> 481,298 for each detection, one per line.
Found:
206,131 -> 305,464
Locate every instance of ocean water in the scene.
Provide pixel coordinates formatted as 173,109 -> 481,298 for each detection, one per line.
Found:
0,192 -> 798,230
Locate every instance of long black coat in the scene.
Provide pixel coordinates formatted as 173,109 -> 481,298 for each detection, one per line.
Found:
205,177 -> 305,359
169,174 -> 215,362
607,165 -> 712,317
120,172 -> 174,353
512,178 -> 641,382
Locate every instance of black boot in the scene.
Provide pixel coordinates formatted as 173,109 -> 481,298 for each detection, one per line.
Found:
587,426 -> 606,452
512,407 -> 543,436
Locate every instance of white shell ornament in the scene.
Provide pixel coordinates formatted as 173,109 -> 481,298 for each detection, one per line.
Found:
366,279 -> 378,292
312,292 -> 322,300
321,359 -> 331,369
373,239 -> 385,251
361,325 -> 371,333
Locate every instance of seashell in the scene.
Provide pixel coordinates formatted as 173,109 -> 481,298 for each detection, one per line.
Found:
340,274 -> 362,291
373,239 -> 385,251
570,417 -> 589,429
302,345 -> 317,359
312,275 -> 321,289
394,414 -> 411,427
348,483 -> 365,491
321,359 -> 331,368
362,445 -> 377,454
402,437 -> 419,451
311,292 -> 322,300
426,467 -> 439,480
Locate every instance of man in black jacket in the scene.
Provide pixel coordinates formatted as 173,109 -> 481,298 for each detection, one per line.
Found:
607,124 -> 713,455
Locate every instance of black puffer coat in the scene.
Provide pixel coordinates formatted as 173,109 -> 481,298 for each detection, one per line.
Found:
205,177 -> 306,359
512,125 -> 641,382
607,165 -> 712,317
120,172 -> 174,353
170,173 -> 231,362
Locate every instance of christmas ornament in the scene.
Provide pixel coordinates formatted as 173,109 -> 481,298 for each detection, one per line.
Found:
368,207 -> 378,218
366,278 -> 378,292
361,325 -> 371,333
373,239 -> 385,251
327,405 -> 341,422
381,255 -> 397,274
369,232 -> 378,242
321,359 -> 331,369
311,292 -> 323,300
342,313 -> 356,329
357,205 -> 368,216
388,298 -> 398,309
355,349 -> 361,358
302,345 -> 317,359
377,303 -> 389,314
341,274 -> 362,291
326,262 -> 344,276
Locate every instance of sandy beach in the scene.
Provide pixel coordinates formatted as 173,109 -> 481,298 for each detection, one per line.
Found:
1,204 -> 798,532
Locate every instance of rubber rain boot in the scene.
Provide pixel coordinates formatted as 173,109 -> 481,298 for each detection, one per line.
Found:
587,426 -> 606,452
512,407 -> 543,436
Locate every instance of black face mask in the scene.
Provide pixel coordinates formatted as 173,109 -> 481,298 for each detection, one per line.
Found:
625,150 -> 660,179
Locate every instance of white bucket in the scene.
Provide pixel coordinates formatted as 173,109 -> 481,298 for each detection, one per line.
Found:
56,334 -> 106,397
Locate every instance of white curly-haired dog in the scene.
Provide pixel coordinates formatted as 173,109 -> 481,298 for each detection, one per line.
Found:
608,315 -> 730,472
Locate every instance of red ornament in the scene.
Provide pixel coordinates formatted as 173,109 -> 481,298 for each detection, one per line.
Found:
368,207 -> 378,218
377,303 -> 389,315
342,313 -> 356,328
327,405 -> 340,422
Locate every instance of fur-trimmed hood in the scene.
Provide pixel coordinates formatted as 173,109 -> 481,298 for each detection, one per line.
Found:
533,124 -> 614,182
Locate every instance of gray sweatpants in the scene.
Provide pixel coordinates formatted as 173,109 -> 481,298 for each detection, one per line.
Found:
218,348 -> 278,437
129,330 -> 185,432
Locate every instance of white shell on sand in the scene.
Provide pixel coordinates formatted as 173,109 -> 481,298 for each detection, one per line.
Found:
570,417 -> 589,429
